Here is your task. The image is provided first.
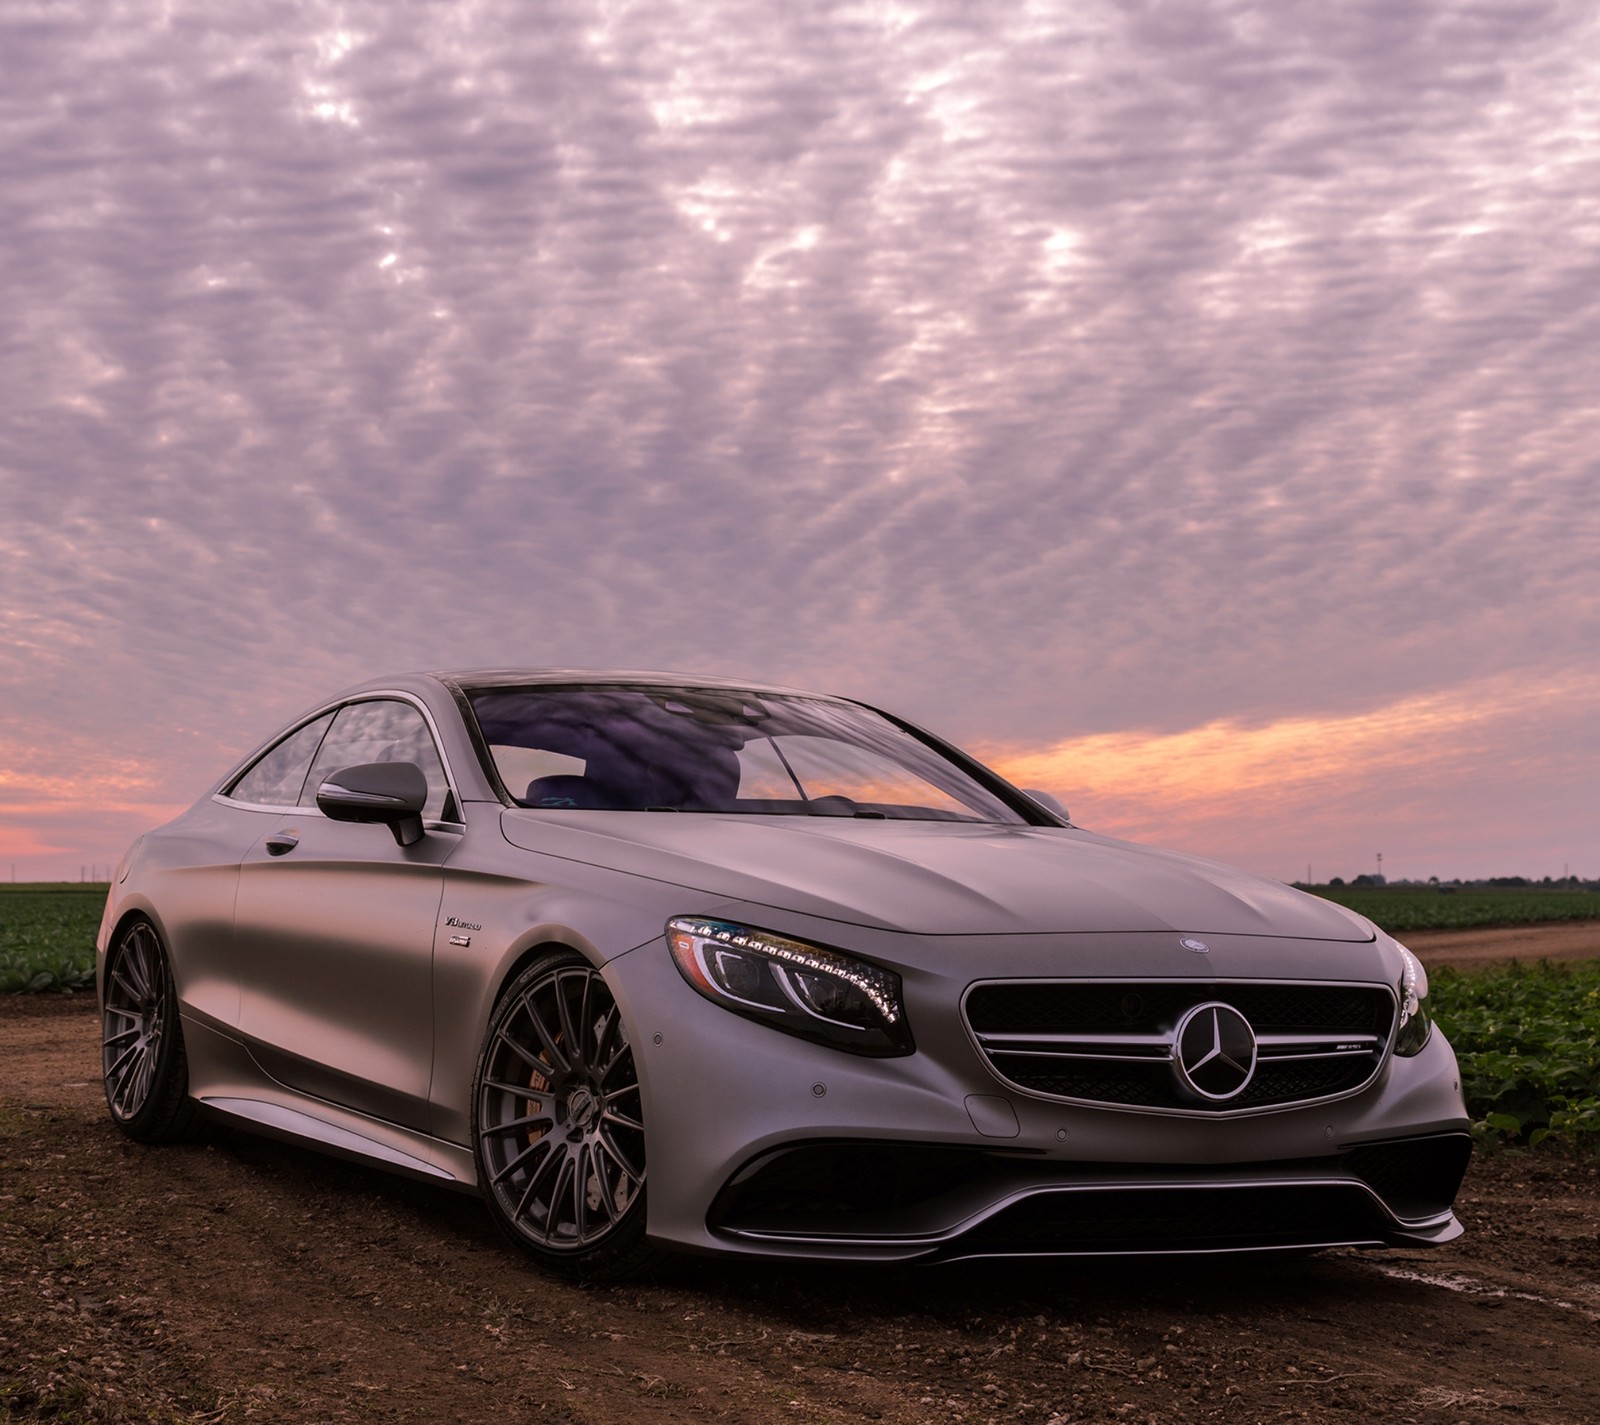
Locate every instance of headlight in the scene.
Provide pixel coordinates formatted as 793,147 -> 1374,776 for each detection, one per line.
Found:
1393,945 -> 1433,1056
666,917 -> 914,1057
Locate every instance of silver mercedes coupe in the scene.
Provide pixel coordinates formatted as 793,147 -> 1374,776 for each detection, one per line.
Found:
98,670 -> 1471,1278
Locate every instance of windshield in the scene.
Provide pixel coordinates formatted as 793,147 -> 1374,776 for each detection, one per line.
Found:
466,685 -> 1028,824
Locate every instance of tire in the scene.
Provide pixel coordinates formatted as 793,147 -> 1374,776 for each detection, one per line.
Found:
472,951 -> 656,1280
101,918 -> 199,1143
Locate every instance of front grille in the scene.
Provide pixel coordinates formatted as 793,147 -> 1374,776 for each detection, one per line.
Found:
965,979 -> 1395,1114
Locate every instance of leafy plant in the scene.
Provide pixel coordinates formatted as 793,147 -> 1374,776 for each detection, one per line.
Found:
1430,961 -> 1600,1152
0,885 -> 104,993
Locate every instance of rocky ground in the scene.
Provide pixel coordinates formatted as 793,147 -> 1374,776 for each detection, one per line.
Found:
3,925 -> 1597,1424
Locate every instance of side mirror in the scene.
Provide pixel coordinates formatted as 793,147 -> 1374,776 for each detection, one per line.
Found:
1021,788 -> 1070,824
316,762 -> 429,847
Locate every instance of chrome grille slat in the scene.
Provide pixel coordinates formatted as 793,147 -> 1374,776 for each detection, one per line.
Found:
989,1048 -> 1172,1064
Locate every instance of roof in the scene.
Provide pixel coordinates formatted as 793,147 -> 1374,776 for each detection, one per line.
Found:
430,668 -> 826,698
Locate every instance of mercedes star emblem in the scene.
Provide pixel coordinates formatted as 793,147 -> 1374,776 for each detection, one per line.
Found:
1173,1002 -> 1258,1101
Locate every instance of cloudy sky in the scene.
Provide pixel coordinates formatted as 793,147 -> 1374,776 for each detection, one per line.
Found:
2,0 -> 1596,884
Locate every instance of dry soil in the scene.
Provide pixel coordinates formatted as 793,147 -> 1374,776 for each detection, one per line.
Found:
3,924 -> 1597,1424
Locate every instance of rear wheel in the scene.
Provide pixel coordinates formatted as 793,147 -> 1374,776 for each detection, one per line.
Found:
101,918 -> 198,1142
472,952 -> 655,1279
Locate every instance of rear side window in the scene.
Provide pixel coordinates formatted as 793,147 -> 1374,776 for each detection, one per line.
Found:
227,713 -> 336,807
299,699 -> 453,821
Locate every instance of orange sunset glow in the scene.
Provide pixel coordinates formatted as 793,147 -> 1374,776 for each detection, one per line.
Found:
987,668 -> 1599,884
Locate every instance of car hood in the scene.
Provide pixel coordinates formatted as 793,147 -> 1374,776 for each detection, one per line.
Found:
498,812 -> 1371,941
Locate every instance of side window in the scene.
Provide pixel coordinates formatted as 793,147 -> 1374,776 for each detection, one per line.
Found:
300,700 -> 453,822
227,713 -> 336,807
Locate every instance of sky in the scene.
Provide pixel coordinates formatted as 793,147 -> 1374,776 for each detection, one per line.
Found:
2,0 -> 1597,886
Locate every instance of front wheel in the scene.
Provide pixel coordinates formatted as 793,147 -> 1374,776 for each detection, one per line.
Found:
472,952 -> 655,1279
101,918 -> 198,1142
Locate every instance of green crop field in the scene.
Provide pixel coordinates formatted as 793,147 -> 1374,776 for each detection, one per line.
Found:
1304,883 -> 1600,934
0,883 -> 105,992
1432,961 -> 1600,1152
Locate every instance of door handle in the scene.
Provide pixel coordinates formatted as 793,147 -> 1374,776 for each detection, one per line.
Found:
264,831 -> 300,856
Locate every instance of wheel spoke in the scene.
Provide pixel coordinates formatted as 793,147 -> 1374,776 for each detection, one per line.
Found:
592,1002 -> 620,1070
131,1046 -> 156,1111
600,1083 -> 643,1132
575,971 -> 594,1066
106,1039 -> 142,1090
587,1141 -> 621,1222
600,1106 -> 644,1135
597,1039 -> 633,1085
488,1133 -> 547,1189
553,976 -> 581,1066
124,935 -> 155,999
521,996 -> 571,1076
111,1044 -> 151,1117
110,966 -> 144,1007
121,947 -> 146,1001
482,1077 -> 555,1105
595,1126 -> 644,1187
542,1148 -> 578,1236
480,1106 -> 555,1138
519,1134 -> 570,1216
571,1142 -> 592,1241
493,1025 -> 555,1079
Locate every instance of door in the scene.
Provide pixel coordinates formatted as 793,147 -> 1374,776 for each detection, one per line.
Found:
232,697 -> 460,1132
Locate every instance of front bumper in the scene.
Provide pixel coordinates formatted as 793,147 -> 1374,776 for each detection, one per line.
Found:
607,929 -> 1472,1261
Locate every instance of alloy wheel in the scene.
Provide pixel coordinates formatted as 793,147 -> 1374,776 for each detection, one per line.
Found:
476,959 -> 647,1255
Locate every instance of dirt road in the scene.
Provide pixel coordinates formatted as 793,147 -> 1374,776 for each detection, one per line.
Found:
4,926 -> 1597,1424
1404,918 -> 1600,969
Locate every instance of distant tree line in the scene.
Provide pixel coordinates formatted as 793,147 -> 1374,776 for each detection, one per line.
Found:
1315,875 -> 1595,891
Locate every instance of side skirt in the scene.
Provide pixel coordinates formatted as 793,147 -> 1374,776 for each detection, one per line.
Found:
182,1014 -> 479,1192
